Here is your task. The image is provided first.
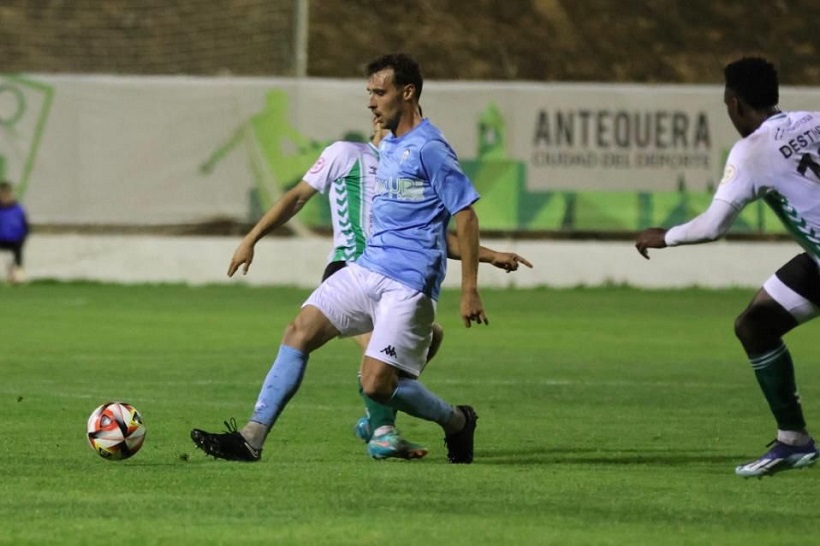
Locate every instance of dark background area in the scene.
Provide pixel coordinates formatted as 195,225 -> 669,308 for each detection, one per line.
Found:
1,0 -> 818,84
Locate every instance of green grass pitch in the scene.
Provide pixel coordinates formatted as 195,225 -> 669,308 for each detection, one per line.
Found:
1,282 -> 819,545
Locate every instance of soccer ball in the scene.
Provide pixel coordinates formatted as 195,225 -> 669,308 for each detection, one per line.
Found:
86,402 -> 146,460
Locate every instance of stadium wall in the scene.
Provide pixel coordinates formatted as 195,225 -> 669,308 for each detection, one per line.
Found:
4,74 -> 820,235
15,234 -> 801,290
2,73 -> 814,289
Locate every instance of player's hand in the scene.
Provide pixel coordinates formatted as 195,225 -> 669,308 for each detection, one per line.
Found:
635,228 -> 667,260
490,252 -> 533,273
227,241 -> 255,276
460,290 -> 488,328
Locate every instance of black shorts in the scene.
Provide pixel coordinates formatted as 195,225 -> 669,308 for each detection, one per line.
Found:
774,253 -> 820,307
321,260 -> 348,282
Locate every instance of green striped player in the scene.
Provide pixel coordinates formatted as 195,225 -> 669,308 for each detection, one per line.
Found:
636,57 -> 820,477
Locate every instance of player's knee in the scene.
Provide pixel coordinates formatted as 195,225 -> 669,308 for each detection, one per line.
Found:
734,311 -> 750,343
282,321 -> 307,349
281,310 -> 336,353
734,307 -> 760,348
734,304 -> 781,354
360,377 -> 392,403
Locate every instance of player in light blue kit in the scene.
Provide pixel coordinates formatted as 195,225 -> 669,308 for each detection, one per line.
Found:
191,53 -> 486,464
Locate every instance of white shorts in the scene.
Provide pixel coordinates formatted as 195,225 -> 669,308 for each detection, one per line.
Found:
303,262 -> 436,377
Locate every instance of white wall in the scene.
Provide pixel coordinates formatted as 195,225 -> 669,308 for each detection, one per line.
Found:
9,74 -> 820,226
10,234 -> 801,289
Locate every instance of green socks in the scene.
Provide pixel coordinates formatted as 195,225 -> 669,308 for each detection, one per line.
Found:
359,382 -> 397,430
750,342 -> 806,431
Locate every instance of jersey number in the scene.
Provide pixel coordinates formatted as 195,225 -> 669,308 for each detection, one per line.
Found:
797,152 -> 820,180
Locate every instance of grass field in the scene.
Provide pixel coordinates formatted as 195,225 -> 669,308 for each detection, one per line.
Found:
1,282 -> 819,545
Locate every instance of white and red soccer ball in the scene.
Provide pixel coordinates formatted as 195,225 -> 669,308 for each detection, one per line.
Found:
86,402 -> 146,460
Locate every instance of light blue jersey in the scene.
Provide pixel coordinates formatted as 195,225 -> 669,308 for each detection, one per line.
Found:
356,119 -> 480,300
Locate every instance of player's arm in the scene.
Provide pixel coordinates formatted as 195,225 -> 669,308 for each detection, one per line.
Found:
637,141 -> 759,259
453,206 -> 487,327
228,181 -> 318,276
420,139 -> 487,325
635,198 -> 740,259
446,232 -> 533,272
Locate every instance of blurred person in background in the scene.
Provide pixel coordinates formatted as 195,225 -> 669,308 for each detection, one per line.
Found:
0,180 -> 29,284
635,57 -> 820,477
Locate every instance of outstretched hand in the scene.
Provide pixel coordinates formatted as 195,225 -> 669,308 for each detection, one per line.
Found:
490,252 -> 533,272
634,228 -> 668,260
227,241 -> 255,277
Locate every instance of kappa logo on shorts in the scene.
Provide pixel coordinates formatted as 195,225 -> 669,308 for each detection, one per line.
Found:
380,345 -> 397,358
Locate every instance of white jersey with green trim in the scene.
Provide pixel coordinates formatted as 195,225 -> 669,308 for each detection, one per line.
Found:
302,141 -> 377,263
715,111 -> 820,263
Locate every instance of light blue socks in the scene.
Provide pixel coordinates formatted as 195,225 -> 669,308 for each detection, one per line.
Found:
387,377 -> 454,426
250,345 -> 308,427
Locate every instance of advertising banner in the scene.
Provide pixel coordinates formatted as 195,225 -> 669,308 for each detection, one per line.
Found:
2,74 -> 818,233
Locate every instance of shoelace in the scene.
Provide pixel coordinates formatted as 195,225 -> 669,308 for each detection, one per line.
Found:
223,417 -> 239,434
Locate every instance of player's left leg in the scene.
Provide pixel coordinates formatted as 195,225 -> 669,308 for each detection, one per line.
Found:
734,253 -> 820,477
353,333 -> 394,443
360,276 -> 477,463
353,323 -> 444,444
353,332 -> 430,460
360,356 -> 477,464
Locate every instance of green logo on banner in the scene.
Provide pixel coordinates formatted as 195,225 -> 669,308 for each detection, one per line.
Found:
0,76 -> 54,198
199,89 -> 366,229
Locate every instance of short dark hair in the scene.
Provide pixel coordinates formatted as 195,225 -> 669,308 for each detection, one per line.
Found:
0,181 -> 12,192
724,57 -> 779,109
366,53 -> 423,99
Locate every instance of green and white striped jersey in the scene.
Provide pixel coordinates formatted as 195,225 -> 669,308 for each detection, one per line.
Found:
716,111 -> 820,263
302,141 -> 378,263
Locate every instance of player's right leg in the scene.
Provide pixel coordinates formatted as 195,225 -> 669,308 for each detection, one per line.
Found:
734,254 -> 820,477
191,268 -> 365,462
